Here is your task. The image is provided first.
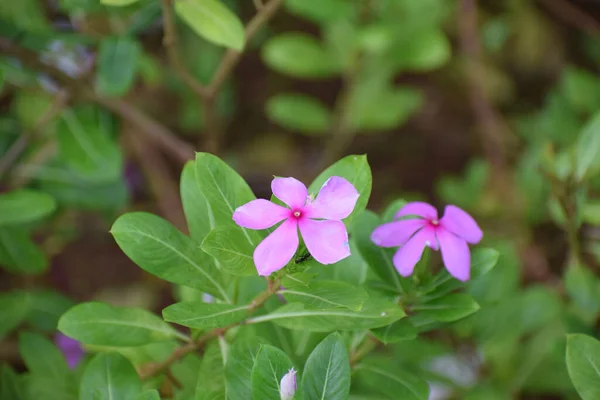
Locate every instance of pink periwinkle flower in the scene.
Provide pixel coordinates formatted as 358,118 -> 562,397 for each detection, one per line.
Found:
371,202 -> 483,281
233,176 -> 359,276
55,333 -> 84,369
280,368 -> 297,400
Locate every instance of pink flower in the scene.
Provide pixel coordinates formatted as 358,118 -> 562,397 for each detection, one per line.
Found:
233,176 -> 359,276
371,202 -> 483,281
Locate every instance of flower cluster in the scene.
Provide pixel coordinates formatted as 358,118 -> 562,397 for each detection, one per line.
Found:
233,176 -> 482,281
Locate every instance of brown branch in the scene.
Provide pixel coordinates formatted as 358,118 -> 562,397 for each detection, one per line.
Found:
538,0 -> 600,38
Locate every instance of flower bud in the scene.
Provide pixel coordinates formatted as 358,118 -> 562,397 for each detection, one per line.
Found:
279,368 -> 297,400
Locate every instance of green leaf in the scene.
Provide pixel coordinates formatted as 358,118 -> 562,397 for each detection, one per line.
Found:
18,332 -> 70,378
201,225 -> 261,276
349,87 -> 423,131
195,341 -> 226,400
180,161 -> 212,243
0,365 -> 25,400
58,302 -> 186,347
280,280 -> 368,311
565,265 -> 600,323
302,333 -> 350,400
175,0 -> 245,50
309,154 -> 372,228
0,291 -> 31,339
226,336 -> 266,400
136,390 -> 160,400
371,319 -> 418,344
25,289 -> 74,332
355,360 -> 429,400
251,345 -> 294,400
0,189 -> 56,226
575,112 -> 600,180
560,66 -> 600,114
80,353 -> 142,400
391,29 -> 450,72
111,212 -> 229,301
266,93 -> 332,135
413,293 -> 479,322
248,298 -> 405,332
284,0 -> 352,24
262,33 -> 339,78
566,334 -> 600,400
0,227 -> 47,275
163,302 -> 249,329
96,36 -> 141,96
101,0 -> 140,5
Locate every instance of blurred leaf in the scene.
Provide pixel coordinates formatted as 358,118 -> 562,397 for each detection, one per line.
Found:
226,336 -> 266,400
575,112 -> 600,180
436,160 -> 488,211
565,265 -> 600,323
201,225 -> 262,276
483,18 -> 510,53
583,200 -> 600,225
0,291 -> 31,339
175,0 -> 245,50
309,154 -> 372,228
280,280 -> 368,311
566,334 -> 600,400
101,0 -> 140,5
560,66 -> 600,115
519,286 -> 562,334
371,319 -> 418,344
0,227 -> 47,275
80,353 -> 142,400
0,189 -> 56,226
58,302 -> 187,347
136,391 -> 160,400
317,239 -> 369,286
18,332 -> 70,378
195,341 -> 226,400
0,365 -> 25,400
0,0 -> 50,31
111,212 -> 229,301
163,302 -> 249,329
250,299 -> 405,332
251,345 -> 294,400
96,36 -> 141,96
302,333 -> 350,400
26,290 -> 74,332
354,359 -> 429,400
180,161 -> 212,243
349,87 -> 422,131
391,29 -> 450,72
12,91 -> 54,130
262,33 -> 339,78
266,93 -> 332,135
284,0 -> 352,24
413,293 -> 479,322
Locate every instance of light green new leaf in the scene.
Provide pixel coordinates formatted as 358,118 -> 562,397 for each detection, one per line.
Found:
180,161 -> 212,243
0,227 -> 47,275
575,112 -> 600,180
309,154 -> 372,228
566,334 -> 600,400
0,189 -> 56,226
391,29 -> 450,72
251,345 -> 294,400
280,280 -> 368,311
248,298 -> 405,332
371,319 -> 418,344
80,353 -> 142,400
111,212 -> 229,301
266,93 -> 332,135
195,341 -> 226,400
302,333 -> 350,400
163,302 -> 249,329
58,302 -> 186,347
349,87 -> 423,131
226,336 -> 266,400
175,0 -> 245,50
413,293 -> 479,322
201,225 -> 262,276
101,0 -> 140,5
96,36 -> 141,96
355,360 -> 429,400
0,291 -> 31,339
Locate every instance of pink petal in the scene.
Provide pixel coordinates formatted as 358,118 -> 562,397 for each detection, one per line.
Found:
439,205 -> 483,244
304,176 -> 359,220
395,202 -> 438,220
392,226 -> 436,277
254,219 -> 299,276
298,219 -> 350,265
233,199 -> 290,229
437,228 -> 470,281
370,219 -> 426,247
272,177 -> 308,210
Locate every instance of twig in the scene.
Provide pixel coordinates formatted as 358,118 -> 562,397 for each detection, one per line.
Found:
253,0 -> 264,10
538,0 -> 600,38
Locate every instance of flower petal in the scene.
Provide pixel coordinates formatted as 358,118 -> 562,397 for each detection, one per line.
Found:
437,228 -> 470,281
233,199 -> 290,229
304,176 -> 359,220
298,219 -> 350,264
254,219 -> 299,276
440,205 -> 483,244
395,201 -> 438,220
392,226 -> 436,277
371,219 -> 426,247
272,177 -> 308,210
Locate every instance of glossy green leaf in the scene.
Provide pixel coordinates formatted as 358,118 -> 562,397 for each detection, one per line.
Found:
226,336 -> 266,400
111,212 -> 229,301
96,36 -> 141,96
0,365 -> 25,400
195,341 -> 226,400
163,302 -> 249,329
251,345 -> 294,400
101,0 -> 140,5
0,227 -> 47,275
302,333 -> 350,400
0,291 -> 31,339
180,161 -> 212,242
266,93 -> 332,135
58,302 -> 186,347
262,33 -> 339,78
175,0 -> 245,50
355,360 -> 429,400
566,334 -> 600,400
201,225 -> 261,276
575,112 -> 600,180
309,154 -> 372,227
284,0 -> 352,23
280,280 -> 368,311
371,319 -> 418,344
0,189 -> 56,226
349,87 -> 423,131
248,298 -> 405,332
413,293 -> 479,322
80,353 -> 142,400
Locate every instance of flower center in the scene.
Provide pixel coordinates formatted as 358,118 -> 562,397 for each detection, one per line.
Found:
293,210 -> 301,218
431,219 -> 439,226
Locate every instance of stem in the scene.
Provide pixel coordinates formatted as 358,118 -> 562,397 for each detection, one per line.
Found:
349,335 -> 378,369
538,0 -> 600,38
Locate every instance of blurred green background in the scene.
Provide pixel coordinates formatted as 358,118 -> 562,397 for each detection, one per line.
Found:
2,0 -> 600,399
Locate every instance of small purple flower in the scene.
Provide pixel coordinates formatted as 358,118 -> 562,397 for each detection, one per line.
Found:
279,368 -> 297,400
233,176 -> 359,276
371,202 -> 483,281
55,333 -> 84,369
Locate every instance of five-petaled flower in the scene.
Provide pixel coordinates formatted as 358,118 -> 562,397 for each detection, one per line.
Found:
233,176 -> 359,276
371,202 -> 483,281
